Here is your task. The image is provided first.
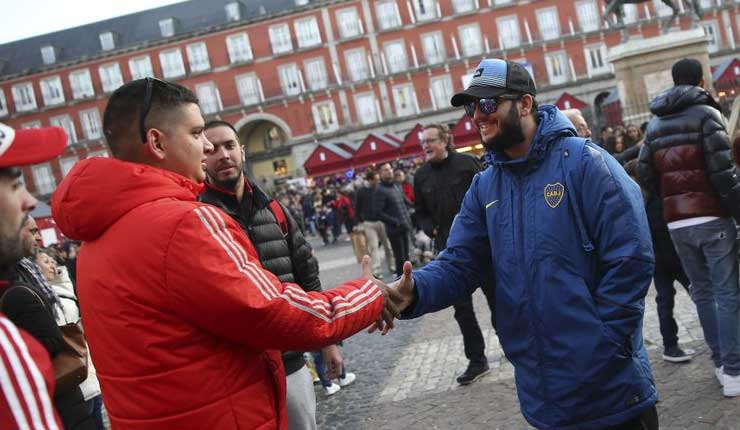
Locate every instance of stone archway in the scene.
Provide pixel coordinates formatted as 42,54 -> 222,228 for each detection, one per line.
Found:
593,91 -> 612,134
233,113 -> 294,186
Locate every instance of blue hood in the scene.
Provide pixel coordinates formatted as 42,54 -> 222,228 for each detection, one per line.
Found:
485,105 -> 577,167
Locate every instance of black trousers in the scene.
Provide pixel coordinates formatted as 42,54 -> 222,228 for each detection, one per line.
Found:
388,229 -> 410,276
453,294 -> 487,366
654,261 -> 690,349
603,405 -> 659,430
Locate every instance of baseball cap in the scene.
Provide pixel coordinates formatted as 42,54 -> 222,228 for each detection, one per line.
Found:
0,122 -> 67,168
451,59 -> 537,106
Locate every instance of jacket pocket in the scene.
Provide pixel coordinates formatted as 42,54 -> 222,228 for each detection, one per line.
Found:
564,171 -> 594,253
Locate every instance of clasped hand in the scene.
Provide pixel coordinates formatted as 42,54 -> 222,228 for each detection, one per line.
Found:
359,256 -> 415,335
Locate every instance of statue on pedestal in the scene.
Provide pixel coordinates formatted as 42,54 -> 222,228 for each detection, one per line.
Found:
603,0 -> 704,39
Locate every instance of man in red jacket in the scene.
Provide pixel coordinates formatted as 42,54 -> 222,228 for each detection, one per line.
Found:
51,78 -> 390,430
0,122 -> 67,429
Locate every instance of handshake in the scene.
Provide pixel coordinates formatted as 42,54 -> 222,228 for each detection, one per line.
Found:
359,255 -> 416,335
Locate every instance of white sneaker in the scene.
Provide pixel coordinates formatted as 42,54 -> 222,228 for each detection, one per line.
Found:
715,367 -> 724,386
324,383 -> 341,396
723,373 -> 740,397
337,372 -> 356,387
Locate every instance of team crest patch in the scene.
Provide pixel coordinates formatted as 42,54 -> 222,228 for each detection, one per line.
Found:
544,183 -> 565,208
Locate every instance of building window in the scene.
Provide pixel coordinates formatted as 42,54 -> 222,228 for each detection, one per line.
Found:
652,0 -> 673,16
312,101 -> 339,133
235,74 -> 261,105
40,76 -> 65,106
186,42 -> 211,72
295,0 -> 309,5
414,0 -> 438,22
452,0 -> 475,14
99,32 -> 115,51
702,21 -> 720,53
536,8 -> 560,40
159,18 -> 175,37
22,121 -> 42,129
278,63 -> 302,96
99,63 -> 123,93
337,8 -> 363,39
345,49 -> 369,81
0,90 -> 7,117
355,92 -> 379,124
430,75 -> 453,110
493,0 -> 512,4
79,109 -> 102,140
50,114 -> 77,144
497,15 -> 521,49
384,40 -> 408,73
458,24 -> 483,57
623,4 -> 639,23
159,49 -> 186,79
584,44 -> 609,77
12,83 -> 37,112
60,157 -> 78,177
129,56 -> 154,80
226,33 -> 253,63
421,32 -> 446,65
69,69 -> 95,100
40,46 -> 56,65
269,24 -> 294,55
304,57 -> 328,90
699,0 -> 713,8
545,51 -> 569,85
376,0 -> 402,30
392,84 -> 417,116
195,82 -> 222,114
294,17 -> 322,48
225,2 -> 241,21
32,164 -> 56,196
576,0 -> 600,32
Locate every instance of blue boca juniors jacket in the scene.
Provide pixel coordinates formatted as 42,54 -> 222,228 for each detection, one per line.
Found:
405,106 -> 657,429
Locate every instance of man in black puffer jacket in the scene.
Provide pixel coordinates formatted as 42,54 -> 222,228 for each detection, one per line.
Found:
638,58 -> 740,397
200,121 -> 347,428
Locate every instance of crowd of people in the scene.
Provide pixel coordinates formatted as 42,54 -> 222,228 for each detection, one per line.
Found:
0,54 -> 738,430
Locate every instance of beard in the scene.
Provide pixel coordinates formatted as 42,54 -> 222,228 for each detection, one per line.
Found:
481,105 -> 526,152
0,218 -> 26,272
206,164 -> 243,191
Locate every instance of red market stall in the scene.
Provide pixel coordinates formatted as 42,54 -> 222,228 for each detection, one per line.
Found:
302,142 -> 355,178
451,114 -> 479,149
352,132 -> 403,169
712,57 -> 740,97
554,92 -> 588,111
400,123 -> 424,157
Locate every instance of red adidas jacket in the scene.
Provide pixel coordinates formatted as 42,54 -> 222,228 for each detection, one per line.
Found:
51,158 -> 384,430
0,307 -> 61,430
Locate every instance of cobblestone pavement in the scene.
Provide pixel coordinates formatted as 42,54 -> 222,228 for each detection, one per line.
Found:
309,236 -> 740,430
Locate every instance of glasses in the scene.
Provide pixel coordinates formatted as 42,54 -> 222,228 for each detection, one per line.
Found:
139,77 -> 167,143
463,95 -> 521,117
420,137 -> 441,146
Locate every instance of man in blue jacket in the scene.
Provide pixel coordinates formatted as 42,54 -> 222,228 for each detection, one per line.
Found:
380,59 -> 658,430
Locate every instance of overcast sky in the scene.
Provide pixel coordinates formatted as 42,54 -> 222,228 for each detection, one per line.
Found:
0,0 -> 188,44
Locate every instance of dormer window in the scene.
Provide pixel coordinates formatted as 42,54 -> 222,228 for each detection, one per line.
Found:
225,2 -> 242,21
99,32 -> 116,51
41,46 -> 57,65
159,18 -> 176,37
295,0 -> 309,5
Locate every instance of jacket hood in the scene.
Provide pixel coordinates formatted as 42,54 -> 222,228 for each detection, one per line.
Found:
486,104 -> 576,167
649,85 -> 721,117
51,158 -> 204,242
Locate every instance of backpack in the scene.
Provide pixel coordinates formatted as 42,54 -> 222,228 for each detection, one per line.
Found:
268,200 -> 289,236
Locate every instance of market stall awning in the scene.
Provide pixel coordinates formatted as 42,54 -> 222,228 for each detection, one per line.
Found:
352,132 -> 403,168
303,142 -> 355,177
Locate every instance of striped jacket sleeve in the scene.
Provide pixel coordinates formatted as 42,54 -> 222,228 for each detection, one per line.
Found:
164,205 -> 384,352
0,315 -> 61,430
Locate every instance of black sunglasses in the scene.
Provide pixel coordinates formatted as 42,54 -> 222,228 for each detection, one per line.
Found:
139,77 -> 168,143
463,95 -> 521,117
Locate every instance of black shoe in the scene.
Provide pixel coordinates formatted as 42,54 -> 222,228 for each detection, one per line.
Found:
456,363 -> 491,385
662,345 -> 694,363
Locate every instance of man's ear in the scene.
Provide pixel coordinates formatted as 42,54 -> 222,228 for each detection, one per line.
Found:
144,128 -> 167,161
521,94 -> 534,117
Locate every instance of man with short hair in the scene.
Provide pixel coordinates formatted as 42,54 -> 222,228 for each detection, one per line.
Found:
354,171 -> 393,277
0,122 -> 67,429
562,109 -> 591,139
638,58 -> 740,397
376,59 -> 658,429
50,78 -> 386,430
414,123 -> 491,385
200,120 -> 351,429
374,163 -> 413,277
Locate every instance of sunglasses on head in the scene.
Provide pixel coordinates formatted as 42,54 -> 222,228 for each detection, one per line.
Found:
140,77 -> 169,143
463,94 -> 521,117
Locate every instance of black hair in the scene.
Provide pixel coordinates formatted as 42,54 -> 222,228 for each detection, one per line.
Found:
672,58 -> 703,86
102,78 -> 198,157
0,167 -> 22,180
204,120 -> 239,135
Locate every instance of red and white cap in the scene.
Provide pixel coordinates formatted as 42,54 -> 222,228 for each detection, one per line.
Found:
0,122 -> 67,168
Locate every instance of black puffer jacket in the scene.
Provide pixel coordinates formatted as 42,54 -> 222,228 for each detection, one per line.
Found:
199,180 -> 321,375
637,85 -> 740,223
414,151 -> 481,251
373,180 -> 413,234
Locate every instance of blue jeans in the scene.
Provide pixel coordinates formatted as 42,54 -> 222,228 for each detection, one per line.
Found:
669,217 -> 740,375
311,351 -> 346,388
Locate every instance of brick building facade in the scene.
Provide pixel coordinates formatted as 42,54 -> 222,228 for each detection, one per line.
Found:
1,0 -> 738,197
